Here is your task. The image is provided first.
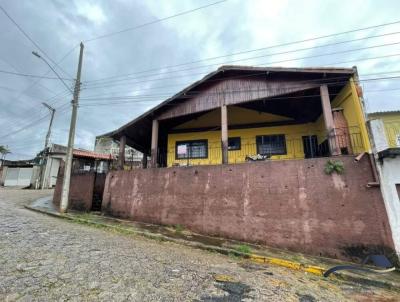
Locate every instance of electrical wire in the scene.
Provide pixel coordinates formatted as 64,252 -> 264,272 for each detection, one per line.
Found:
86,27 -> 400,84
78,69 -> 400,100
84,0 -> 228,42
0,102 -> 71,140
77,87 -> 399,108
0,5 -> 74,78
81,42 -> 400,90
0,69 -> 74,80
77,76 -> 400,107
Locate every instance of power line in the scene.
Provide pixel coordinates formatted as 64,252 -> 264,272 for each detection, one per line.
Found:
84,0 -> 228,42
0,102 -> 71,140
78,75 -> 400,107
79,69 -> 400,100
81,43 -> 400,90
0,45 -> 78,129
0,5 -> 74,78
78,87 -> 399,108
0,88 -> 73,131
0,69 -> 74,80
85,21 -> 400,83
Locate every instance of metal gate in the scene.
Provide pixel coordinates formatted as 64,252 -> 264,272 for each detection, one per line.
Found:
4,167 -> 33,187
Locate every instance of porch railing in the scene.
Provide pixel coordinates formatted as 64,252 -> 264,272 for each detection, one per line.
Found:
157,126 -> 365,167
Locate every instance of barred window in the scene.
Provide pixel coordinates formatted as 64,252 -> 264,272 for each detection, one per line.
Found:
176,140 -> 208,159
228,137 -> 241,150
256,135 -> 286,155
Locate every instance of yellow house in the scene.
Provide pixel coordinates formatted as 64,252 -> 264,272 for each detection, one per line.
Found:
369,111 -> 400,150
102,66 -> 371,168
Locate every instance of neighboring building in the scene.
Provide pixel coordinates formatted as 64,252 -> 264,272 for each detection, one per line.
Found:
94,136 -> 142,169
0,159 -> 39,187
101,65 -> 371,167
40,143 -> 114,189
369,110 -> 400,257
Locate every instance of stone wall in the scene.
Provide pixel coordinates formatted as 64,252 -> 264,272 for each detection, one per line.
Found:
102,156 -> 395,260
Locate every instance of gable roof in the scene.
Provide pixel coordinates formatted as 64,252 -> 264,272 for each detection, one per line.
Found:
99,65 -> 355,152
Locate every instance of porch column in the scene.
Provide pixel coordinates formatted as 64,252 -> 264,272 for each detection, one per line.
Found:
320,85 -> 339,156
118,135 -> 126,170
142,152 -> 148,169
150,119 -> 159,168
221,104 -> 228,164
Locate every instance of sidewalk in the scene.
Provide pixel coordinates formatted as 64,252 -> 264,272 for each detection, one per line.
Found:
26,195 -> 400,290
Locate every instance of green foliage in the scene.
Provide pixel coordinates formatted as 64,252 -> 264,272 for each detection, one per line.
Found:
234,244 -> 252,254
324,160 -> 345,175
174,224 -> 185,233
0,145 -> 10,155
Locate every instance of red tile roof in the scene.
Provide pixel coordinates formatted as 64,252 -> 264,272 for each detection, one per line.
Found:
73,149 -> 114,160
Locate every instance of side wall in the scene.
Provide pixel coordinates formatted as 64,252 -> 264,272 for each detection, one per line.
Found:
102,156 -> 394,260
376,158 -> 400,257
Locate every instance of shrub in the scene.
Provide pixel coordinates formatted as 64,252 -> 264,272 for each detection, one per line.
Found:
324,160 -> 345,175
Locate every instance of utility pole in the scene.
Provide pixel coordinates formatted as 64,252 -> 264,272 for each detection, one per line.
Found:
60,42 -> 84,213
39,102 -> 55,189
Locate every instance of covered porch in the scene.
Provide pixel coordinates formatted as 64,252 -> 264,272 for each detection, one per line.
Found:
102,66 -> 370,169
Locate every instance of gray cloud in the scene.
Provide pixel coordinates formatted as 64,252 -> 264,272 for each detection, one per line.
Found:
1,0 -> 400,160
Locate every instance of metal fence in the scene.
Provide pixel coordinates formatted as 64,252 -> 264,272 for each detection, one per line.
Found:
157,126 -> 365,167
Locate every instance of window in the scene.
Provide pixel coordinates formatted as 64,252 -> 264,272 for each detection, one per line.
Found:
175,140 -> 208,159
256,135 -> 286,155
228,137 -> 241,150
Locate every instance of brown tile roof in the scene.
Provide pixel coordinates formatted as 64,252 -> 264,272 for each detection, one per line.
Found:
73,149 -> 114,160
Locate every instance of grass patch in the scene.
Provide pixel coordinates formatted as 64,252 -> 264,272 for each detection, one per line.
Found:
234,244 -> 252,254
174,224 -> 185,233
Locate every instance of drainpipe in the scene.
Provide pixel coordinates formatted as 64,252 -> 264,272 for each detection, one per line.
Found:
367,153 -> 380,187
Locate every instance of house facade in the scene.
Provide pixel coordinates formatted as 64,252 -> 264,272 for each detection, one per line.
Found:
102,66 -> 371,168
93,66 -> 396,260
369,110 -> 400,257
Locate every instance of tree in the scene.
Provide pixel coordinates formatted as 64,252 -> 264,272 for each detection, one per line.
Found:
0,145 -> 10,162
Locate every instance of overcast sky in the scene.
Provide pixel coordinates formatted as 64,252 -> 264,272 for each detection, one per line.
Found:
1,0 -> 400,160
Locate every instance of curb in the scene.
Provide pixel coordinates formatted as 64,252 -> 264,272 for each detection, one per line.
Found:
24,204 -> 398,290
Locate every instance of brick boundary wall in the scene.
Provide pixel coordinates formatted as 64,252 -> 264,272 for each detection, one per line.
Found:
53,171 -> 96,211
102,156 -> 395,260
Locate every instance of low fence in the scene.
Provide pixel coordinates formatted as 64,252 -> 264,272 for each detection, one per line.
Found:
102,155 -> 395,260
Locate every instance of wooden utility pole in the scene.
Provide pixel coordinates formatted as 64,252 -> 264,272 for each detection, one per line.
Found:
39,102 -> 55,189
60,42 -> 84,213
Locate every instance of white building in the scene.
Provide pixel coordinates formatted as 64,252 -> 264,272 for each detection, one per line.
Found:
94,136 -> 143,168
369,110 -> 400,258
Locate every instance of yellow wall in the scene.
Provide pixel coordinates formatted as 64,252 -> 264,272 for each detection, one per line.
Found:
167,77 -> 371,166
330,78 -> 371,153
369,113 -> 400,148
168,123 -> 321,166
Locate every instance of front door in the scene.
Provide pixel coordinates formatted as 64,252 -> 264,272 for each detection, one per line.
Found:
302,135 -> 318,159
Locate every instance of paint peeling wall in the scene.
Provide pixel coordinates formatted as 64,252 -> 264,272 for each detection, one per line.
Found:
102,156 -> 394,260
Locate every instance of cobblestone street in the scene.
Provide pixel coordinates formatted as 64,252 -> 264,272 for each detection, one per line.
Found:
0,188 -> 399,301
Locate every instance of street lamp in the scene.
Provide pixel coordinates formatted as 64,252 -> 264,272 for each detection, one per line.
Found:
32,51 -> 73,94
32,44 -> 84,213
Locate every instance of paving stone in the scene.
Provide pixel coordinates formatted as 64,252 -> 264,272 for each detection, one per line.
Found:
0,188 -> 399,301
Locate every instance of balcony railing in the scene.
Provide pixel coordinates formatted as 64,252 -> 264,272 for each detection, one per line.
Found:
157,126 -> 365,167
